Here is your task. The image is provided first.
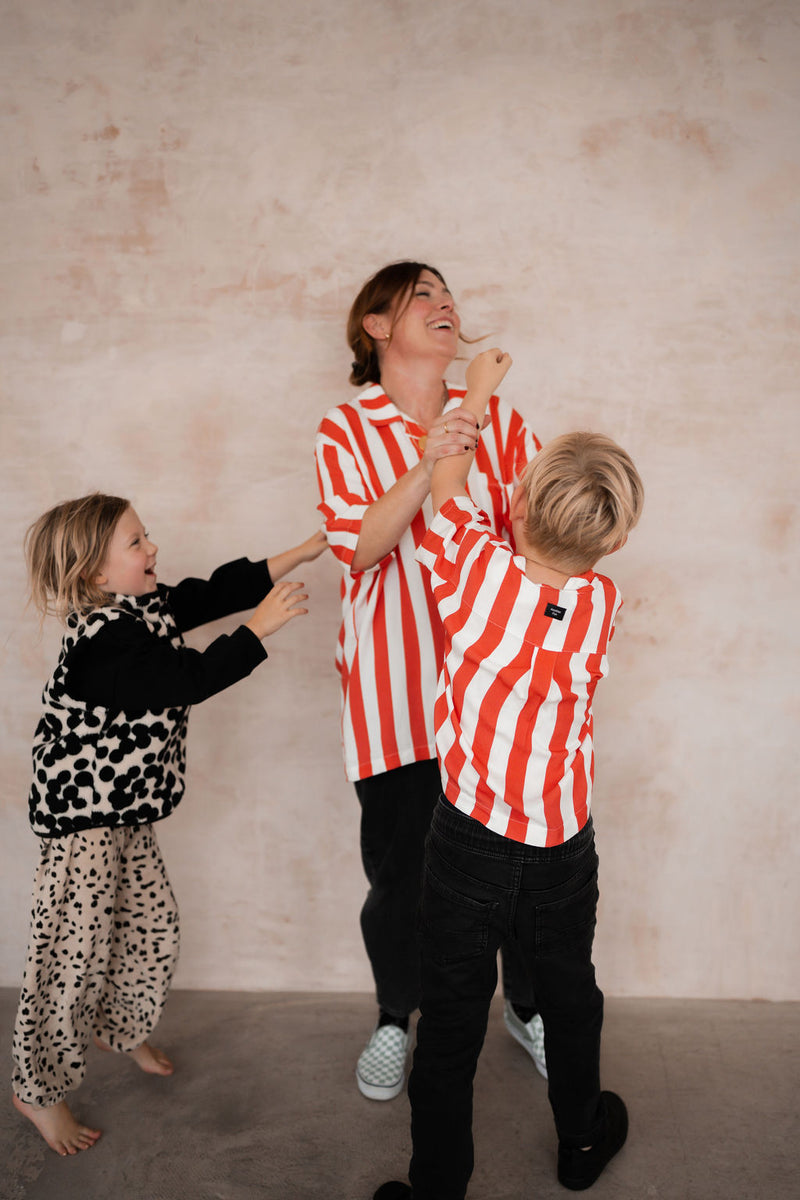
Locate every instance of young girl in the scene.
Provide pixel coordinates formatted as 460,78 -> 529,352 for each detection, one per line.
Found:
12,492 -> 327,1156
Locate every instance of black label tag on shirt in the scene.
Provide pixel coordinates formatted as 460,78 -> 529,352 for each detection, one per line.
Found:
544,602 -> 566,620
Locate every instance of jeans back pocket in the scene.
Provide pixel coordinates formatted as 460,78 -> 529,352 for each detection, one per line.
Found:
420,865 -> 497,965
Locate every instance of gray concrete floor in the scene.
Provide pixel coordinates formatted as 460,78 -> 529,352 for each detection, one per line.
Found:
1,989 -> 798,1200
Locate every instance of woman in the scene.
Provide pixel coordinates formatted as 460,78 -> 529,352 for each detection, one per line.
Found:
315,262 -> 546,1100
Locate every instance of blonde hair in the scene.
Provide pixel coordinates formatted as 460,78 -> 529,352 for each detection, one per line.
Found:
25,493 -> 130,622
521,432 -> 644,573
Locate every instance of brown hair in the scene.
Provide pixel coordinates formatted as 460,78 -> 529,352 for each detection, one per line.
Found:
25,492 -> 130,622
521,432 -> 644,573
347,260 -> 451,387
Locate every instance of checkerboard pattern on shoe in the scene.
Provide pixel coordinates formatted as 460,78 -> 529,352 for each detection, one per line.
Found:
356,1024 -> 409,1100
503,1000 -> 548,1079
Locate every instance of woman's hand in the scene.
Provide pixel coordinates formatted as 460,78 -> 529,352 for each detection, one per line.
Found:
465,348 -> 513,401
420,407 -> 480,478
245,580 -> 309,640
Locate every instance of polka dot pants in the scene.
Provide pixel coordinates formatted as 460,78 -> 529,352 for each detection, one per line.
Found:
12,824 -> 180,1108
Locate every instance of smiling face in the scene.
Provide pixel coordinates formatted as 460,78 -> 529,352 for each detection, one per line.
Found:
367,269 -> 461,367
94,507 -> 158,596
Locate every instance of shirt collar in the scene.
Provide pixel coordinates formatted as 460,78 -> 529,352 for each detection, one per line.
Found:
357,382 -> 462,428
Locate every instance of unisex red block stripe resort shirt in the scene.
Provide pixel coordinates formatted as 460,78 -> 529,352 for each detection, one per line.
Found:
417,496 -> 622,847
315,385 -> 538,782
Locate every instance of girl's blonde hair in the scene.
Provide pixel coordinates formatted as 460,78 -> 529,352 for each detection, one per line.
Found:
521,432 -> 644,574
25,492 -> 130,622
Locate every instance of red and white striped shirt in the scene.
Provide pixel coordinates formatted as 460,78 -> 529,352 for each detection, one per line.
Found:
315,384 -> 538,782
417,495 -> 622,846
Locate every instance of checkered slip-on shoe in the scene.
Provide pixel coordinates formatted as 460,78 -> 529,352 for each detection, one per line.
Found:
356,1024 -> 409,1100
503,1000 -> 548,1079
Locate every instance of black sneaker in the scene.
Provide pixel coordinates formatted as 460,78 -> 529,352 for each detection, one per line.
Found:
373,1184 -> 412,1200
557,1091 -> 628,1190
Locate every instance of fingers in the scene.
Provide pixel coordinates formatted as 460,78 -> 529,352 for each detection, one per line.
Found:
274,580 -> 308,610
248,580 -> 312,638
307,529 -> 328,558
273,581 -> 310,623
465,347 -> 513,393
481,346 -> 512,369
430,409 -> 480,456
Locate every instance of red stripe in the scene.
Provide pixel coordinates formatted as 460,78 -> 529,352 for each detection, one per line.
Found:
540,590 -> 595,834
319,442 -> 362,509
560,586 -> 595,653
441,595 -> 485,812
360,392 -> 391,411
474,640 -> 534,827
539,587 -> 612,839
505,404 -> 540,480
380,423 -> 429,758
382,421 -> 414,490
339,406 -> 386,500
395,554 -> 429,754
318,445 -> 362,565
594,577 -> 618,650
370,573 -> 401,771
570,742 -> 589,833
486,394 -> 504,462
343,574 -> 374,774
542,663 -> 576,844
454,564 -> 522,823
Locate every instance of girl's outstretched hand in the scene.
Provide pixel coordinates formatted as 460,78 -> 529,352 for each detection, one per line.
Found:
465,348 -> 512,398
267,529 -> 328,582
246,580 -> 309,640
297,529 -> 328,562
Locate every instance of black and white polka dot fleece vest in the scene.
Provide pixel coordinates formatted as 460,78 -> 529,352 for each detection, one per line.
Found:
29,589 -> 190,837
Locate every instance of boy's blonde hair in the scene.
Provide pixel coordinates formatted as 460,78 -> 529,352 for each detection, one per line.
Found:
521,432 -> 644,573
25,492 -> 130,622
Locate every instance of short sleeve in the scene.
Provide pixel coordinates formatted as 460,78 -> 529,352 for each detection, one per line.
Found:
315,414 -> 386,575
417,496 -> 504,602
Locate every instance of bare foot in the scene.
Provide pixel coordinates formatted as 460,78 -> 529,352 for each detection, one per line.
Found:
128,1043 -> 174,1075
94,1035 -> 174,1076
12,1093 -> 102,1156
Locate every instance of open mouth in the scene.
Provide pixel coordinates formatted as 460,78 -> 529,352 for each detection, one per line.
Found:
429,320 -> 454,330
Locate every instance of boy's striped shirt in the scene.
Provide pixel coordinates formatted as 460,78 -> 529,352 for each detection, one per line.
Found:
417,495 -> 621,846
315,384 -> 538,782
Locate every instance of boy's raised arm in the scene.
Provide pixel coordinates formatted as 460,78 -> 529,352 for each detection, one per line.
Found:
430,349 -> 513,513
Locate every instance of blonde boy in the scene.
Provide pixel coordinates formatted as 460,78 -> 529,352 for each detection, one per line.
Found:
374,350 -> 644,1200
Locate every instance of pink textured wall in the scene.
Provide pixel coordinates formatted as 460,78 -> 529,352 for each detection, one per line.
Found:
1,0 -> 798,999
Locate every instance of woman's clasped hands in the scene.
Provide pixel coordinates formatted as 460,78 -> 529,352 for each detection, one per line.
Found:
420,408 -> 480,475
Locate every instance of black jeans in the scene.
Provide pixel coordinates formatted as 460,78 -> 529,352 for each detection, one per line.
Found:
355,762 -> 538,1019
407,798 -> 605,1200
355,760 -> 440,1017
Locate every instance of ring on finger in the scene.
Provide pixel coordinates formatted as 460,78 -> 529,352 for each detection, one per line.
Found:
443,423 -> 449,434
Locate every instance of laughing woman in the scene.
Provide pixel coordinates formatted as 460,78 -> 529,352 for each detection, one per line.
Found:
315,261 -> 546,1101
